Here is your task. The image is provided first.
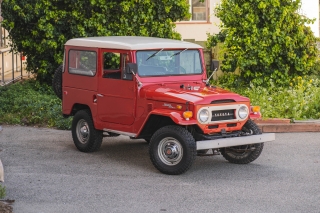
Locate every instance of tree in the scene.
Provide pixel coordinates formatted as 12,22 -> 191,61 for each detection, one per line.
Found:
2,0 -> 190,83
207,0 -> 319,86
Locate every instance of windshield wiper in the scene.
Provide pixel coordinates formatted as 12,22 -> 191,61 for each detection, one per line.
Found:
170,48 -> 188,58
146,48 -> 164,61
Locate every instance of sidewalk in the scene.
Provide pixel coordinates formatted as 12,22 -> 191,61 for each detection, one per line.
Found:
255,118 -> 320,133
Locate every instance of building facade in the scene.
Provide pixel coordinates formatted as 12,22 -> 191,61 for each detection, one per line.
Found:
176,0 -> 320,42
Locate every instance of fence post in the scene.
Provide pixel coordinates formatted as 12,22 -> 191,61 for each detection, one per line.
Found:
20,53 -> 22,78
12,49 -> 14,82
1,52 -> 3,83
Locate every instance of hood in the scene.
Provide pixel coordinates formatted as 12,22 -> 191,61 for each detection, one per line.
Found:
141,83 -> 249,105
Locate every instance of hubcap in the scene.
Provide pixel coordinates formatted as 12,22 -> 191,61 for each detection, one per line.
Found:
76,119 -> 90,144
158,137 -> 183,166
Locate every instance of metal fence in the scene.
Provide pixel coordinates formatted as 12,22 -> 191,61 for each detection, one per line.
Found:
0,25 -> 29,86
0,48 -> 26,86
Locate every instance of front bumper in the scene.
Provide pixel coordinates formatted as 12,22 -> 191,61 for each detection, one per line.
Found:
196,133 -> 275,150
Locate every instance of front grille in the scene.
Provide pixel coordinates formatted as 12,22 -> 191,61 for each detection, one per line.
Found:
211,109 -> 235,121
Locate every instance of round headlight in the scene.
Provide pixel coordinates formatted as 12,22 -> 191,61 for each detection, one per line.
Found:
199,109 -> 210,123
238,106 -> 248,119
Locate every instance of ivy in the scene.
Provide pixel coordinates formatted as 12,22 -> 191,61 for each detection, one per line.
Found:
207,0 -> 319,86
2,0 -> 189,84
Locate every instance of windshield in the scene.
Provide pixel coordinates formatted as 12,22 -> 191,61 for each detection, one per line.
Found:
136,49 -> 203,77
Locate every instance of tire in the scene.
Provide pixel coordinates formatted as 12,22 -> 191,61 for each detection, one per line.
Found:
72,109 -> 103,152
220,119 -> 264,164
52,64 -> 63,99
144,138 -> 150,144
149,125 -> 196,175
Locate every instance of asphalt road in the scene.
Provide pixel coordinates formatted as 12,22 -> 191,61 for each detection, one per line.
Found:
0,126 -> 319,213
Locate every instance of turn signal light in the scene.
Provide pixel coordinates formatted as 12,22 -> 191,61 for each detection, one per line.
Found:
176,105 -> 182,110
183,111 -> 193,120
251,106 -> 261,113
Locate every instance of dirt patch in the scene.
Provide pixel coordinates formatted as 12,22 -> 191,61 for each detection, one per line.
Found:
0,200 -> 14,213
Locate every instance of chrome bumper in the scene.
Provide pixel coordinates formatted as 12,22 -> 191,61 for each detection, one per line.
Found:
196,133 -> 275,150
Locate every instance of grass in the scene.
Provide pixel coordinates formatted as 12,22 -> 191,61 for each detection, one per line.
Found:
0,184 -> 5,199
0,79 -> 71,129
213,75 -> 320,120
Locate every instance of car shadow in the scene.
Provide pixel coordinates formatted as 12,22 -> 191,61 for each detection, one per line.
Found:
84,136 -> 276,177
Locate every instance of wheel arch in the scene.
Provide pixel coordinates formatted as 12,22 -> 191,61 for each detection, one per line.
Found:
137,114 -> 176,140
68,103 -> 92,116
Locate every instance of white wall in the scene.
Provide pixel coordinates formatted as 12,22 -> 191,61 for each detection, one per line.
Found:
176,0 -> 320,41
300,0 -> 319,37
175,0 -> 221,42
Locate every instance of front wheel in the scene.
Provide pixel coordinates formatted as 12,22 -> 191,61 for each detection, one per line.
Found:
72,109 -> 103,152
149,125 -> 196,175
220,120 -> 264,164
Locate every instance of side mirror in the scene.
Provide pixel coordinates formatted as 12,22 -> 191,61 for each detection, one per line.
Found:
123,63 -> 137,81
126,63 -> 137,74
210,60 -> 220,71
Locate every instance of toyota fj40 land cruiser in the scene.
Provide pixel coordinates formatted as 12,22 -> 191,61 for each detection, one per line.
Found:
54,36 -> 275,175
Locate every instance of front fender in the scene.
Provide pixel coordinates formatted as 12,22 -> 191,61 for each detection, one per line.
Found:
249,112 -> 262,120
150,109 -> 198,125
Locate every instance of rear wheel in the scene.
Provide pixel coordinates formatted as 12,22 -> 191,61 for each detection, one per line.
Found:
149,125 -> 196,175
220,120 -> 264,164
72,109 -> 103,152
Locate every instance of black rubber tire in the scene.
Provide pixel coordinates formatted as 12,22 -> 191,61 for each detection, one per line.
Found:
144,138 -> 150,144
149,125 -> 196,175
72,109 -> 103,153
52,64 -> 63,99
220,119 -> 264,164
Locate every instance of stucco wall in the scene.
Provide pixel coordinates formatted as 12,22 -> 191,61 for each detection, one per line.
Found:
175,0 -> 221,42
176,0 -> 320,41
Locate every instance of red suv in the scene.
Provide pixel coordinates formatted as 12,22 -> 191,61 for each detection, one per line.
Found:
54,36 -> 275,175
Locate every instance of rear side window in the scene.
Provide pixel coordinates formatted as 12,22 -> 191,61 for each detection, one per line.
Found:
68,50 -> 97,76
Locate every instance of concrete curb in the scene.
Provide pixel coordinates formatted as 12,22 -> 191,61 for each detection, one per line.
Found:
258,123 -> 320,133
254,119 -> 320,133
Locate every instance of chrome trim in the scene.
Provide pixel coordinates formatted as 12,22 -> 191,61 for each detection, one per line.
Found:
103,128 -> 137,137
197,104 -> 248,124
196,133 -> 275,150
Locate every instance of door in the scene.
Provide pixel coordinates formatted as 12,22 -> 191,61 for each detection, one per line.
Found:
97,50 -> 136,125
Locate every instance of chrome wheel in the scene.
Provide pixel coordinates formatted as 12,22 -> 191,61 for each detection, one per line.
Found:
158,137 -> 183,166
76,119 -> 90,144
149,125 -> 196,175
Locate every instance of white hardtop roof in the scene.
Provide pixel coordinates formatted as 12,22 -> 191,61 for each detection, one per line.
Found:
65,36 -> 203,50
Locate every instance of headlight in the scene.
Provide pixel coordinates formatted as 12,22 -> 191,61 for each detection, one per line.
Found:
199,109 -> 210,122
238,106 -> 248,119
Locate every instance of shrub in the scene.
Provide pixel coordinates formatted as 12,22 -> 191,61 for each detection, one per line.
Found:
2,0 -> 189,84
213,75 -> 320,120
0,79 -> 71,129
207,0 -> 319,86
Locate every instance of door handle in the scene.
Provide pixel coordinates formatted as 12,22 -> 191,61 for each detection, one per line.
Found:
97,94 -> 104,97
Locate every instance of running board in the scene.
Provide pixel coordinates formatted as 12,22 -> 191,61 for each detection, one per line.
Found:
103,128 -> 137,137
196,133 -> 275,150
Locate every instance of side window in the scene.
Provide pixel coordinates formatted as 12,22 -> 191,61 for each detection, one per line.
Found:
68,50 -> 97,76
102,52 -> 123,79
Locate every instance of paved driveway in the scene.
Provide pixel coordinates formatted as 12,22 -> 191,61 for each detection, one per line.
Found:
0,126 -> 319,213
